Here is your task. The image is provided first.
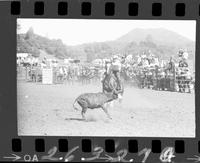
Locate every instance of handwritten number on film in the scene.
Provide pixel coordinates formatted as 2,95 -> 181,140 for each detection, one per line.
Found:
64,146 -> 79,162
41,146 -> 79,162
137,147 -> 175,163
81,146 -> 104,161
160,147 -> 175,163
138,148 -> 151,163
41,146 -> 59,161
40,145 -> 175,162
82,146 -> 175,162
82,146 -> 131,162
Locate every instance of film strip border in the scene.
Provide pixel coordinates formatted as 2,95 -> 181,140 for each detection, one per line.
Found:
12,138 -> 187,153
7,0 -> 199,18
1,0 -> 199,162
5,138 -> 199,162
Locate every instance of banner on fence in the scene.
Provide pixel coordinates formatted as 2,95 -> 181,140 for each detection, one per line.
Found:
42,68 -> 53,84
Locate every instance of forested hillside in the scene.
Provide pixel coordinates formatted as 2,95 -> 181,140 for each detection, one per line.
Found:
17,27 -> 195,62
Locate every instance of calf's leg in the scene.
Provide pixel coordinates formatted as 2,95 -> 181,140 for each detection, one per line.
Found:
101,106 -> 112,119
81,107 -> 87,120
118,94 -> 123,103
77,100 -> 88,120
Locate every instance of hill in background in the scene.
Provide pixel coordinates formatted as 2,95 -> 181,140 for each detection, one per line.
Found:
117,28 -> 194,46
17,27 -> 195,63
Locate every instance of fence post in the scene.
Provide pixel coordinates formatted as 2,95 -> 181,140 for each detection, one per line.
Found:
25,66 -> 27,81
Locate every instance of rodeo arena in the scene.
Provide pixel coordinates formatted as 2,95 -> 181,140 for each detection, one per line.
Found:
17,49 -> 195,137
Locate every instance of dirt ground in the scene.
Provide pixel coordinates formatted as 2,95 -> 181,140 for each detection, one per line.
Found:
17,80 -> 195,137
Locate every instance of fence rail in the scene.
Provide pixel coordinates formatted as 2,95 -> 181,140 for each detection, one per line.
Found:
17,65 -> 194,93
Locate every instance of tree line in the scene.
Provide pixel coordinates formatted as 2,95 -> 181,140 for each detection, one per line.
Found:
17,27 -> 195,62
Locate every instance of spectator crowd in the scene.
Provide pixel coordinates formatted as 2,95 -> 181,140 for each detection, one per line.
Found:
17,49 -> 195,93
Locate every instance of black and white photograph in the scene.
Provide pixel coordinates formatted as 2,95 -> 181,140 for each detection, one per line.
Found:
17,19 -> 195,137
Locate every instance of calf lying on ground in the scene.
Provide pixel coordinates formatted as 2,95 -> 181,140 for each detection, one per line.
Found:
73,92 -> 118,120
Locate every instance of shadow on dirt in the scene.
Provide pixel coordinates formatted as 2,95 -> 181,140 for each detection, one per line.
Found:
65,118 -> 85,121
65,117 -> 99,122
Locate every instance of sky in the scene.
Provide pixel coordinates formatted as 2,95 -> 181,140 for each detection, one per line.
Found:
17,19 -> 196,46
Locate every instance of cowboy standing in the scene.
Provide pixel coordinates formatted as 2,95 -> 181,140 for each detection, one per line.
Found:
101,61 -> 110,83
178,49 -> 189,67
110,55 -> 122,90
